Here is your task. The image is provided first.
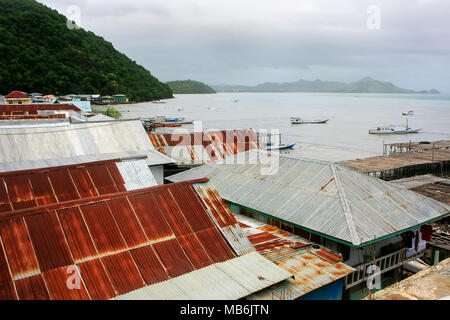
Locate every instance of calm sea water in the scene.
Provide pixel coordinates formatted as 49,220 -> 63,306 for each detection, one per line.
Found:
115,93 -> 450,162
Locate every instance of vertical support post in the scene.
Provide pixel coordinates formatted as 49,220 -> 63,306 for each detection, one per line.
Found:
434,251 -> 440,266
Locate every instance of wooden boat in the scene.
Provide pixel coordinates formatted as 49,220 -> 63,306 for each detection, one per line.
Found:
166,117 -> 185,122
291,117 -> 328,124
402,111 -> 414,116
369,118 -> 421,134
265,143 -> 296,151
369,126 -> 422,134
153,123 -> 183,128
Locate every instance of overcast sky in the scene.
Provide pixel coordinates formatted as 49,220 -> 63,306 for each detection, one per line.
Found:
39,0 -> 450,92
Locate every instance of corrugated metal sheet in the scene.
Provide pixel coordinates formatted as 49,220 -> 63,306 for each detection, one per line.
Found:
57,207 -> 98,262
0,151 -> 147,174
0,179 -> 267,300
113,252 -> 292,300
43,266 -> 91,300
115,160 -> 157,191
0,120 -> 175,167
79,202 -> 127,255
14,274 -> 50,300
194,182 -> 255,256
130,245 -> 169,285
0,217 -> 40,279
78,259 -> 116,300
25,211 -> 74,272
0,104 -> 81,114
152,239 -> 195,278
168,150 -> 450,246
0,159 -> 157,214
101,252 -> 146,295
232,213 -> 355,300
148,129 -> 261,165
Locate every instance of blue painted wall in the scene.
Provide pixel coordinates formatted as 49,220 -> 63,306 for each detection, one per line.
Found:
299,279 -> 344,300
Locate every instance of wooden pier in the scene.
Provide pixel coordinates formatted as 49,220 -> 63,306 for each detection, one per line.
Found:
340,140 -> 450,181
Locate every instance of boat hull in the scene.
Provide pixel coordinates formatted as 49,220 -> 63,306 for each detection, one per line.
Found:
291,119 -> 328,124
369,129 -> 422,134
265,143 -> 296,151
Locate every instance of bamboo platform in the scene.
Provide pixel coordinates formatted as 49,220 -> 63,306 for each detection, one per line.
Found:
340,140 -> 450,180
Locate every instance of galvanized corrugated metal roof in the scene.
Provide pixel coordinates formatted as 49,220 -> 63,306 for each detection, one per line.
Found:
148,129 -> 261,165
0,179 -> 261,300
168,150 -> 450,247
0,120 -> 175,167
113,252 -> 292,300
234,213 -> 355,300
0,151 -> 147,174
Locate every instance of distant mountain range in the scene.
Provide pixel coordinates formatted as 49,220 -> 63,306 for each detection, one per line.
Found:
212,77 -> 440,94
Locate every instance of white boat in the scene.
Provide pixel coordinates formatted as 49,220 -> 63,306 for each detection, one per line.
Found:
291,117 -> 328,124
369,126 -> 422,134
402,111 -> 414,116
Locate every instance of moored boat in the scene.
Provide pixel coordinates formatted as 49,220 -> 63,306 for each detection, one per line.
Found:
369,118 -> 421,134
265,143 -> 296,151
291,117 -> 328,124
368,126 -> 422,134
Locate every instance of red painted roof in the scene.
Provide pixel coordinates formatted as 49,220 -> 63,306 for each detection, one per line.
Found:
0,104 -> 81,114
0,179 -> 239,300
148,129 -> 261,164
0,160 -> 126,214
5,91 -> 29,99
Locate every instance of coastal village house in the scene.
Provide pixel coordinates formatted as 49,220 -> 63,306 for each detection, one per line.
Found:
168,150 -> 450,299
113,94 -> 128,103
4,91 -> 31,105
0,103 -> 83,121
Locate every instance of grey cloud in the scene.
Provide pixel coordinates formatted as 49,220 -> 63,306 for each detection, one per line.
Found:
38,0 -> 450,92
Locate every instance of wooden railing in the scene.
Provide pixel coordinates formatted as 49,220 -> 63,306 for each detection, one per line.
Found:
344,249 -> 424,289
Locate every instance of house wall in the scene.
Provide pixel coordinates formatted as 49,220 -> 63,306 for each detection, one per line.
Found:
5,98 -> 32,105
149,164 -> 164,185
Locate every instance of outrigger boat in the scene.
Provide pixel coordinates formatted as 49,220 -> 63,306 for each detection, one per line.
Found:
369,118 -> 421,134
291,117 -> 328,124
166,117 -> 185,122
265,143 -> 296,151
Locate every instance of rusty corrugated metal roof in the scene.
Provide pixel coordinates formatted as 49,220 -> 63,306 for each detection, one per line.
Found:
148,129 -> 261,165
0,179 -> 265,300
233,213 -> 355,300
0,159 -> 157,215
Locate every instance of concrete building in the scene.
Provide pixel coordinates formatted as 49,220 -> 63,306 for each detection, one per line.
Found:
4,91 -> 31,105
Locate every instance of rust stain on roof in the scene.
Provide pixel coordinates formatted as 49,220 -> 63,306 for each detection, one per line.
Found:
148,129 -> 261,164
0,179 -> 246,300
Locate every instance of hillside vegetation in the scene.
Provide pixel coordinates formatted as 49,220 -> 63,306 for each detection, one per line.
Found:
0,0 -> 173,102
167,80 -> 216,94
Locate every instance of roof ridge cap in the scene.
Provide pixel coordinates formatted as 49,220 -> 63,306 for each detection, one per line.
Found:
331,163 -> 361,246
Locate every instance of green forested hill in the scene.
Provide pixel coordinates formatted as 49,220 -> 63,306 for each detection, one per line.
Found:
0,0 -> 173,102
167,80 -> 216,94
